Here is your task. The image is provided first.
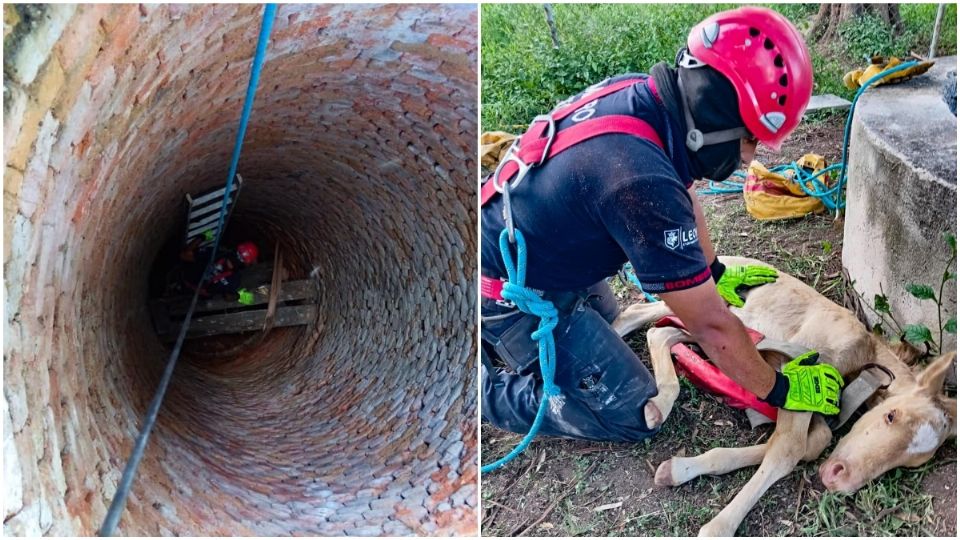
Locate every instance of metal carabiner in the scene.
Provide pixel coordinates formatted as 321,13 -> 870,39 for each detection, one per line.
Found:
492,150 -> 533,195
502,181 -> 516,244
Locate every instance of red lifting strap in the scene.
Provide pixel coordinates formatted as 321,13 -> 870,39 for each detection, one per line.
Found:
655,316 -> 779,421
481,78 -> 664,207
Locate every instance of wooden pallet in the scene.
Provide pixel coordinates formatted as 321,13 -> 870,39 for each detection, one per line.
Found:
151,278 -> 318,341
160,279 -> 315,317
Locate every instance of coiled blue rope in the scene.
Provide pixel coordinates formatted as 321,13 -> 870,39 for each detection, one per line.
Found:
481,228 -> 562,473
699,60 -> 921,214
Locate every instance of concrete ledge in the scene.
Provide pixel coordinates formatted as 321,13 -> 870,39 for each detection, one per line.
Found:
843,56 -> 957,352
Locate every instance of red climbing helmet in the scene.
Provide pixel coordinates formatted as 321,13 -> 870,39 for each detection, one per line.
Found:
686,6 -> 813,151
236,242 -> 259,265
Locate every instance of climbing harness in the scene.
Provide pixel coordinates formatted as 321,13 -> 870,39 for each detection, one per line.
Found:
481,77 -> 668,473
480,77 -> 664,207
699,61 -> 921,217
98,4 -> 277,535
654,315 -> 894,431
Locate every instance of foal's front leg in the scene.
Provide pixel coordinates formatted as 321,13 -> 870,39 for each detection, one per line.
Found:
655,414 -> 832,487
641,325 -> 687,429
612,301 -> 672,337
697,410 -> 814,537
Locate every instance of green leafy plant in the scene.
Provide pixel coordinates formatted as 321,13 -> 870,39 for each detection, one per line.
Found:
863,284 -> 905,338
901,233 -> 958,353
865,232 -> 957,354
837,12 -> 916,59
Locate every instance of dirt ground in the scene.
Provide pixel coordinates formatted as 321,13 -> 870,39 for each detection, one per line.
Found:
480,114 -> 958,537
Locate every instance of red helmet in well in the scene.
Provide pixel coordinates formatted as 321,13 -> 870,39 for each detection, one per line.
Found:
236,242 -> 259,265
686,6 -> 813,151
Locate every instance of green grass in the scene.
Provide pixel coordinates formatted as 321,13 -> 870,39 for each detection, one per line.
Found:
481,3 -> 957,132
902,3 -> 959,56
795,442 -> 956,536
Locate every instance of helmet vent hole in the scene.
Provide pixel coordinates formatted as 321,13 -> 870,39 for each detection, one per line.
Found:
763,38 -> 774,50
749,27 -> 760,37
774,54 -> 784,68
779,74 -> 788,87
778,95 -> 787,106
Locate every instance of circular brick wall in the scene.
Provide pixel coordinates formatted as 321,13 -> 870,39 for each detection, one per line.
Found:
3,4 -> 477,536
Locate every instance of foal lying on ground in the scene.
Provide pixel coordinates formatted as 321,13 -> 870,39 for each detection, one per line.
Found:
613,256 -> 957,537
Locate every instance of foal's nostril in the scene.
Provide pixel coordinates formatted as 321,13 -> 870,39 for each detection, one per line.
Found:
822,460 -> 847,484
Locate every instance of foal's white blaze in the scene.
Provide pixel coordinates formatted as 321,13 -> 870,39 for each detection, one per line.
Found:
906,422 -> 940,455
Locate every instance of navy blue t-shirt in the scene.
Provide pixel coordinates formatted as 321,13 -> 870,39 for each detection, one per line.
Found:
481,74 -> 711,293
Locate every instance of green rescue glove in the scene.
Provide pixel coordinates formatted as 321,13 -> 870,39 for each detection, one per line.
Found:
237,288 -> 254,306
775,351 -> 844,415
716,264 -> 779,307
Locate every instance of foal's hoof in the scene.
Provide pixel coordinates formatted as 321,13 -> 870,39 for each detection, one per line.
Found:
698,520 -> 735,537
644,401 -> 663,429
654,459 -> 675,486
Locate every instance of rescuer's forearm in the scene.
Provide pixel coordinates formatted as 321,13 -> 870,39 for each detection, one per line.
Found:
660,280 -> 776,398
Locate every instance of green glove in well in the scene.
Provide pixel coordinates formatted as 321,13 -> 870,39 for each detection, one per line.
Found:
766,351 -> 844,415
716,264 -> 779,307
237,288 -> 255,306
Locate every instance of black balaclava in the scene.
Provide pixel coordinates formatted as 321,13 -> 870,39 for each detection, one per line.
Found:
650,53 -> 747,181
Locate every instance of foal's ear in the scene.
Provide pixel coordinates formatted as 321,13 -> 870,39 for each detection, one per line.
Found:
918,351 -> 957,397
939,397 -> 957,438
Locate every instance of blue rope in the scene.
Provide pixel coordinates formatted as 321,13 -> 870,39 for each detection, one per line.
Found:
620,262 -> 658,302
699,61 -> 920,213
207,3 -> 277,262
98,5 -> 277,535
481,229 -> 561,473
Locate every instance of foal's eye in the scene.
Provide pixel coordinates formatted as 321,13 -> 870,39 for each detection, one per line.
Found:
885,410 -> 897,424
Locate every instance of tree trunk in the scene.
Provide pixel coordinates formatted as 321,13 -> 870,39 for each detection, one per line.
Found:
807,3 -> 902,44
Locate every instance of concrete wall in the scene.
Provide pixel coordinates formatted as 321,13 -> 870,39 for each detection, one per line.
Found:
3,4 -> 477,536
843,57 -> 957,352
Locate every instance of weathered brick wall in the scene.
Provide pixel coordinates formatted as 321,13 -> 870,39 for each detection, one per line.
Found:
3,3 -> 477,536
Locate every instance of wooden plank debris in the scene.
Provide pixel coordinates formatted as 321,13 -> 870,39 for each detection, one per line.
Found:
161,304 -> 317,341
263,243 -> 282,332
161,279 -> 316,316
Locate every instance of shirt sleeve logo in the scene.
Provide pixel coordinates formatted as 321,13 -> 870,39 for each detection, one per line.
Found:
664,227 -> 698,250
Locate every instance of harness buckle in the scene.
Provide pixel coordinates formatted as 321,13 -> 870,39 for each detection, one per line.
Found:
491,113 -> 558,196
527,114 -> 556,166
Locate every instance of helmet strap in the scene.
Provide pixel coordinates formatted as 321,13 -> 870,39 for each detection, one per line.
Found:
675,47 -> 708,70
677,67 -> 749,152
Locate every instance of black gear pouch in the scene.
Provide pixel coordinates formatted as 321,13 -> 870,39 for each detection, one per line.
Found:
484,311 -> 542,375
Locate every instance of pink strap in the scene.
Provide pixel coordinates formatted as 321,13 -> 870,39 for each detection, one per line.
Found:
481,78 -> 658,207
480,275 -> 506,301
481,114 -> 664,206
